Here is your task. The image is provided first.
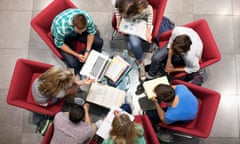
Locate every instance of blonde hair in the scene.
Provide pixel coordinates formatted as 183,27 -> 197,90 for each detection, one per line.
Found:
110,114 -> 141,144
38,67 -> 74,97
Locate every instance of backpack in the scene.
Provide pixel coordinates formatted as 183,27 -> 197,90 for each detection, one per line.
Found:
157,16 -> 175,41
32,112 -> 53,136
149,16 -> 175,52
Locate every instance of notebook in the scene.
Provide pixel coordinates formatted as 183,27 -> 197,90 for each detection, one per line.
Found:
143,76 -> 170,99
138,96 -> 156,111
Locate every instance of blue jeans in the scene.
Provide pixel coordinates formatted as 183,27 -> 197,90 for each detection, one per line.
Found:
127,35 -> 143,61
148,44 -> 185,77
146,109 -> 161,125
60,31 -> 103,74
148,44 -> 168,76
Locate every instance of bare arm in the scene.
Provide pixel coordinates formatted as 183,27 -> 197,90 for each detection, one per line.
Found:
165,46 -> 175,73
83,103 -> 92,124
80,34 -> 95,62
74,77 -> 95,86
146,26 -> 152,43
152,98 -> 167,124
116,16 -> 121,30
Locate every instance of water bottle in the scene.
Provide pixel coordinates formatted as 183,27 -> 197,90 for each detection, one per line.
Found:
122,49 -> 129,60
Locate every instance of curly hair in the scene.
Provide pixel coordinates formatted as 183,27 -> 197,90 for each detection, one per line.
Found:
38,67 -> 74,98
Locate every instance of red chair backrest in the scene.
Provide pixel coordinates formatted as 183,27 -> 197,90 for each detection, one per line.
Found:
158,80 -> 221,138
31,0 -> 78,60
134,115 -> 160,144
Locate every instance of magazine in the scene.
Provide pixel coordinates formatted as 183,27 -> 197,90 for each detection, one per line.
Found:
118,18 -> 153,41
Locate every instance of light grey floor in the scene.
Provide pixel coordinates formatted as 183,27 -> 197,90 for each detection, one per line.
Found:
0,0 -> 240,143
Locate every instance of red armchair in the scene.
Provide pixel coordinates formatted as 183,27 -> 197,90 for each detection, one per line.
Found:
111,0 -> 167,41
31,0 -> 85,60
134,114 -> 160,144
159,19 -> 221,78
41,124 -> 54,144
157,80 -> 221,138
7,59 -> 65,116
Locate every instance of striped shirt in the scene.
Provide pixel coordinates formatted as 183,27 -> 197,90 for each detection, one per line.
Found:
51,8 -> 96,48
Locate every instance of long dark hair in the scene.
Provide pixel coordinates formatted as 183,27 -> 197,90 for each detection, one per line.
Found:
115,0 -> 148,18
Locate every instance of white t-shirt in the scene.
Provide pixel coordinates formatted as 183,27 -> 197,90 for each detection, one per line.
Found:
167,26 -> 203,73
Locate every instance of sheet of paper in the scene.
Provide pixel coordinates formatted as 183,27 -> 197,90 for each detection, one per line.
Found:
143,76 -> 170,99
96,107 -> 134,139
119,19 -> 153,41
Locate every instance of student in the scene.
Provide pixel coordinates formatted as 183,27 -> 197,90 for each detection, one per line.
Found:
51,8 -> 103,75
102,111 -> 146,144
50,104 -> 96,144
146,84 -> 198,125
146,26 -> 203,80
32,67 -> 94,107
114,0 -> 153,80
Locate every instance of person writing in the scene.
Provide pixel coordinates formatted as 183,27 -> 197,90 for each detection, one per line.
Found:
146,26 -> 203,81
50,104 -> 96,144
146,84 -> 198,125
102,111 -> 146,144
32,67 -> 94,107
51,8 -> 103,75
114,0 -> 153,80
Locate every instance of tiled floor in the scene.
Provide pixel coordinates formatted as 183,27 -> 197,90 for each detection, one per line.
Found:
0,0 -> 240,143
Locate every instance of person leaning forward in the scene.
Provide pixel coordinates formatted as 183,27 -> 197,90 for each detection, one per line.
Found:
51,8 -> 103,75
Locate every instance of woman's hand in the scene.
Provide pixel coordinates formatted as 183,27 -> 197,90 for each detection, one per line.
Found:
83,77 -> 95,85
74,77 -> 95,86
146,32 -> 152,43
114,110 -> 121,116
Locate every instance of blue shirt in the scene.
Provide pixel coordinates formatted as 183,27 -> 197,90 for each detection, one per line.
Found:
165,84 -> 198,124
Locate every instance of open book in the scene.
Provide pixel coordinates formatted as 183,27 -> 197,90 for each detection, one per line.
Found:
86,82 -> 126,109
105,56 -> 130,83
96,107 -> 134,139
119,18 -> 153,41
80,50 -> 130,83
143,76 -> 170,99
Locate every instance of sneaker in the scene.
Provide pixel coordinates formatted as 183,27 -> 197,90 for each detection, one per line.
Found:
138,62 -> 146,81
146,72 -> 155,80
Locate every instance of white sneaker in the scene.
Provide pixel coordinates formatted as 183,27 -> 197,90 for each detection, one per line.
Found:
138,62 -> 146,81
146,72 -> 155,80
